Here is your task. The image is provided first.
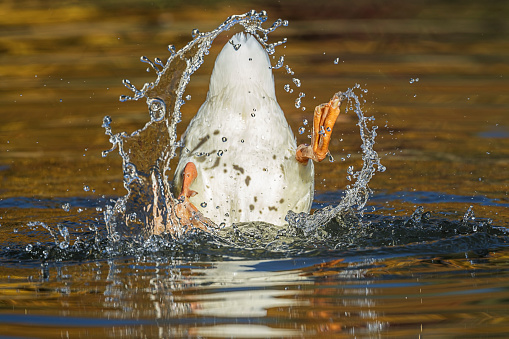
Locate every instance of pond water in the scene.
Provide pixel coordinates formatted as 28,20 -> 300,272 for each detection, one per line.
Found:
1,1 -> 508,337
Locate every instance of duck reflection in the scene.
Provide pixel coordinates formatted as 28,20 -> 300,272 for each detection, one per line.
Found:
101,257 -> 387,337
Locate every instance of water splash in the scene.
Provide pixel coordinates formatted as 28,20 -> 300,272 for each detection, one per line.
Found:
294,92 -> 305,108
286,84 -> 385,235
101,10 -> 386,245
102,10 -> 289,240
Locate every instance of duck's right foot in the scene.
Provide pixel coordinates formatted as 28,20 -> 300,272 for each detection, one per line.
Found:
296,92 -> 345,164
173,162 -> 214,233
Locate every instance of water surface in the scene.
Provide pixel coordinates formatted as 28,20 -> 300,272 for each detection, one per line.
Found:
1,1 -> 508,337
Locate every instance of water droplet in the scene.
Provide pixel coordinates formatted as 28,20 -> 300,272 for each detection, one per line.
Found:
294,92 -> 305,109
124,162 -> 139,184
241,139 -> 244,143
129,213 -> 137,222
273,55 -> 284,69
462,205 -> 475,223
334,57 -> 340,64
119,95 -> 132,102
141,56 -> 159,72
284,84 -> 291,92
303,119 -> 308,126
191,28 -> 200,38
62,203 -> 70,212
154,57 -> 164,68
167,44 -> 176,55
251,113 -> 255,117
222,137 -> 227,142
217,150 -> 224,156
200,202 -> 207,208
285,65 -> 294,75
102,116 -> 112,128
298,127 -> 305,134
229,39 -> 241,51
148,98 -> 166,121
83,185 -> 90,192
292,78 -> 301,87
186,94 -> 192,100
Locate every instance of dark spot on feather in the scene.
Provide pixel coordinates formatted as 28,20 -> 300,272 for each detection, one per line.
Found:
233,164 -> 245,174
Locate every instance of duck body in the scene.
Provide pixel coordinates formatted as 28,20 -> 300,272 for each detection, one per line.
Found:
173,33 -> 314,226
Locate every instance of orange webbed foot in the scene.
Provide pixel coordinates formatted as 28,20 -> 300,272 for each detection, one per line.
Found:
173,162 -> 214,233
147,162 -> 215,237
296,92 -> 345,164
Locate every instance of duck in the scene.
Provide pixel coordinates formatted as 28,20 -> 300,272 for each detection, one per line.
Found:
171,32 -> 343,231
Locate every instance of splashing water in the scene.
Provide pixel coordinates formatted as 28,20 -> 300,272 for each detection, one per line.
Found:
102,10 -> 288,240
101,10 -> 385,244
286,84 -> 385,235
0,9 -> 505,275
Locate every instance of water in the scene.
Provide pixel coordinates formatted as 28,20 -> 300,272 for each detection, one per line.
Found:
1,1 -> 509,337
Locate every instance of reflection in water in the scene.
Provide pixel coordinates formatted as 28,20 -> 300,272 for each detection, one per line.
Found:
100,258 -> 387,337
8,254 -> 509,338
1,249 -> 509,337
183,261 -> 311,317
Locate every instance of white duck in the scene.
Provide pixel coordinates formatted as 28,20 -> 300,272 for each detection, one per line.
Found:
172,32 -> 343,230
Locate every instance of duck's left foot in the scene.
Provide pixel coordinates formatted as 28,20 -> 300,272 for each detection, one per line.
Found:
296,92 -> 345,164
